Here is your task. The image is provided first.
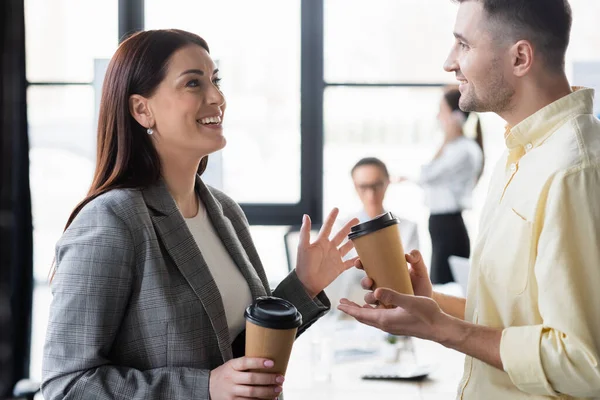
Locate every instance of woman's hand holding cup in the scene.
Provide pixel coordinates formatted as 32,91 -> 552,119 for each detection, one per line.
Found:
209,357 -> 284,400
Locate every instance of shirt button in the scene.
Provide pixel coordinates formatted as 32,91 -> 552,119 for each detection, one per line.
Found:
525,143 -> 533,151
510,163 -> 517,172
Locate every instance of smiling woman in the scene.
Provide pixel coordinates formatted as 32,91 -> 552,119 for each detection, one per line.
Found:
41,29 -> 358,400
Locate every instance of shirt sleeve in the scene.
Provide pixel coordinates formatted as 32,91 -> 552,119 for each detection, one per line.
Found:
500,166 -> 600,397
273,270 -> 331,336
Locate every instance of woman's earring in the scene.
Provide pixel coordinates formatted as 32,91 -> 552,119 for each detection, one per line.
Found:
147,128 -> 153,135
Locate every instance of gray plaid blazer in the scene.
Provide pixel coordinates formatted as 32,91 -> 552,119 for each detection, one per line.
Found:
41,177 -> 330,400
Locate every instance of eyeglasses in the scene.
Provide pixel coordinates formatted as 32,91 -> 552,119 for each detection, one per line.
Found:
355,180 -> 386,193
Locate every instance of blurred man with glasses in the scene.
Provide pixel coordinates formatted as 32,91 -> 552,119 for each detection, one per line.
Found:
350,157 -> 419,252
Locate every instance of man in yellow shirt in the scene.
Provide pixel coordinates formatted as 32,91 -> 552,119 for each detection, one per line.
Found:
338,0 -> 600,398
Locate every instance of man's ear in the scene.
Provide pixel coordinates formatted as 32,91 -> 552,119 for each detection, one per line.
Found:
510,39 -> 534,78
129,94 -> 154,128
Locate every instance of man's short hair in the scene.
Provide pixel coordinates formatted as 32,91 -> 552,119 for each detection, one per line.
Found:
455,0 -> 572,71
351,157 -> 390,179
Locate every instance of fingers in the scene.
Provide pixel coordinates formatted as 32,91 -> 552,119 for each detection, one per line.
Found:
360,276 -> 374,290
337,303 -> 383,328
231,357 -> 275,372
338,240 -> 355,258
343,256 -> 359,270
339,297 -> 375,309
364,291 -> 378,305
298,214 -> 311,248
339,298 -> 362,308
317,208 -> 339,241
234,371 -> 285,386
405,250 -> 428,276
374,288 -> 413,309
359,274 -> 377,305
354,259 -> 364,270
225,358 -> 283,399
233,383 -> 282,399
331,217 -> 359,247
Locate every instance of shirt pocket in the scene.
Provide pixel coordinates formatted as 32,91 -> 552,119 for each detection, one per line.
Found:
480,205 -> 533,295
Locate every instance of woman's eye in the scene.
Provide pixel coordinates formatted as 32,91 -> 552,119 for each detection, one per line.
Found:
186,79 -> 200,88
213,78 -> 222,88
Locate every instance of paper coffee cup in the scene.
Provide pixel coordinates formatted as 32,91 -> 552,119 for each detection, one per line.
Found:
348,212 -> 414,303
244,296 -> 302,374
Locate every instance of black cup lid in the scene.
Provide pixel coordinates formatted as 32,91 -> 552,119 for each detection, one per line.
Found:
244,296 -> 302,330
348,211 -> 400,241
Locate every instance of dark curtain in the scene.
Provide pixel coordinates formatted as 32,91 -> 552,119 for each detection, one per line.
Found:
0,0 -> 33,396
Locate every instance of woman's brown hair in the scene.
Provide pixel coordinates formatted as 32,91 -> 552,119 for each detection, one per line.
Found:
51,29 -> 210,280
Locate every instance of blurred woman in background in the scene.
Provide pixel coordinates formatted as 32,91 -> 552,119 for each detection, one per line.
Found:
396,87 -> 483,284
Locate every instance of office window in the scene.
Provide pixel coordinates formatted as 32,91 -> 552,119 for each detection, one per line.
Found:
249,226 -> 292,286
325,0 -> 457,84
27,85 -> 96,381
146,0 -> 302,204
25,0 -> 117,82
568,0 -> 600,68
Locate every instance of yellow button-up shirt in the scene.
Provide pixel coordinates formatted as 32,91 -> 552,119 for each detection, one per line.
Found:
459,88 -> 600,399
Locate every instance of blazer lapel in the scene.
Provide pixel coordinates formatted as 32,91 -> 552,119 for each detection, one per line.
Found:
196,177 -> 268,300
141,179 -> 233,362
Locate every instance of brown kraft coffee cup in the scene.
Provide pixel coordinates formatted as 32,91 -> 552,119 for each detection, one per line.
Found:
348,212 -> 414,304
244,296 -> 302,375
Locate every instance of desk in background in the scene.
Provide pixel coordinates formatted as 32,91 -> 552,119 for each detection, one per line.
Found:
284,313 -> 465,399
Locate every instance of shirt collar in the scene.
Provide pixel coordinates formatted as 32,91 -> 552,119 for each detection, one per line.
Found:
504,87 -> 595,151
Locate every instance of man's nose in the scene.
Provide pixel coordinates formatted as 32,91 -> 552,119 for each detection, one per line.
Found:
444,47 -> 458,73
